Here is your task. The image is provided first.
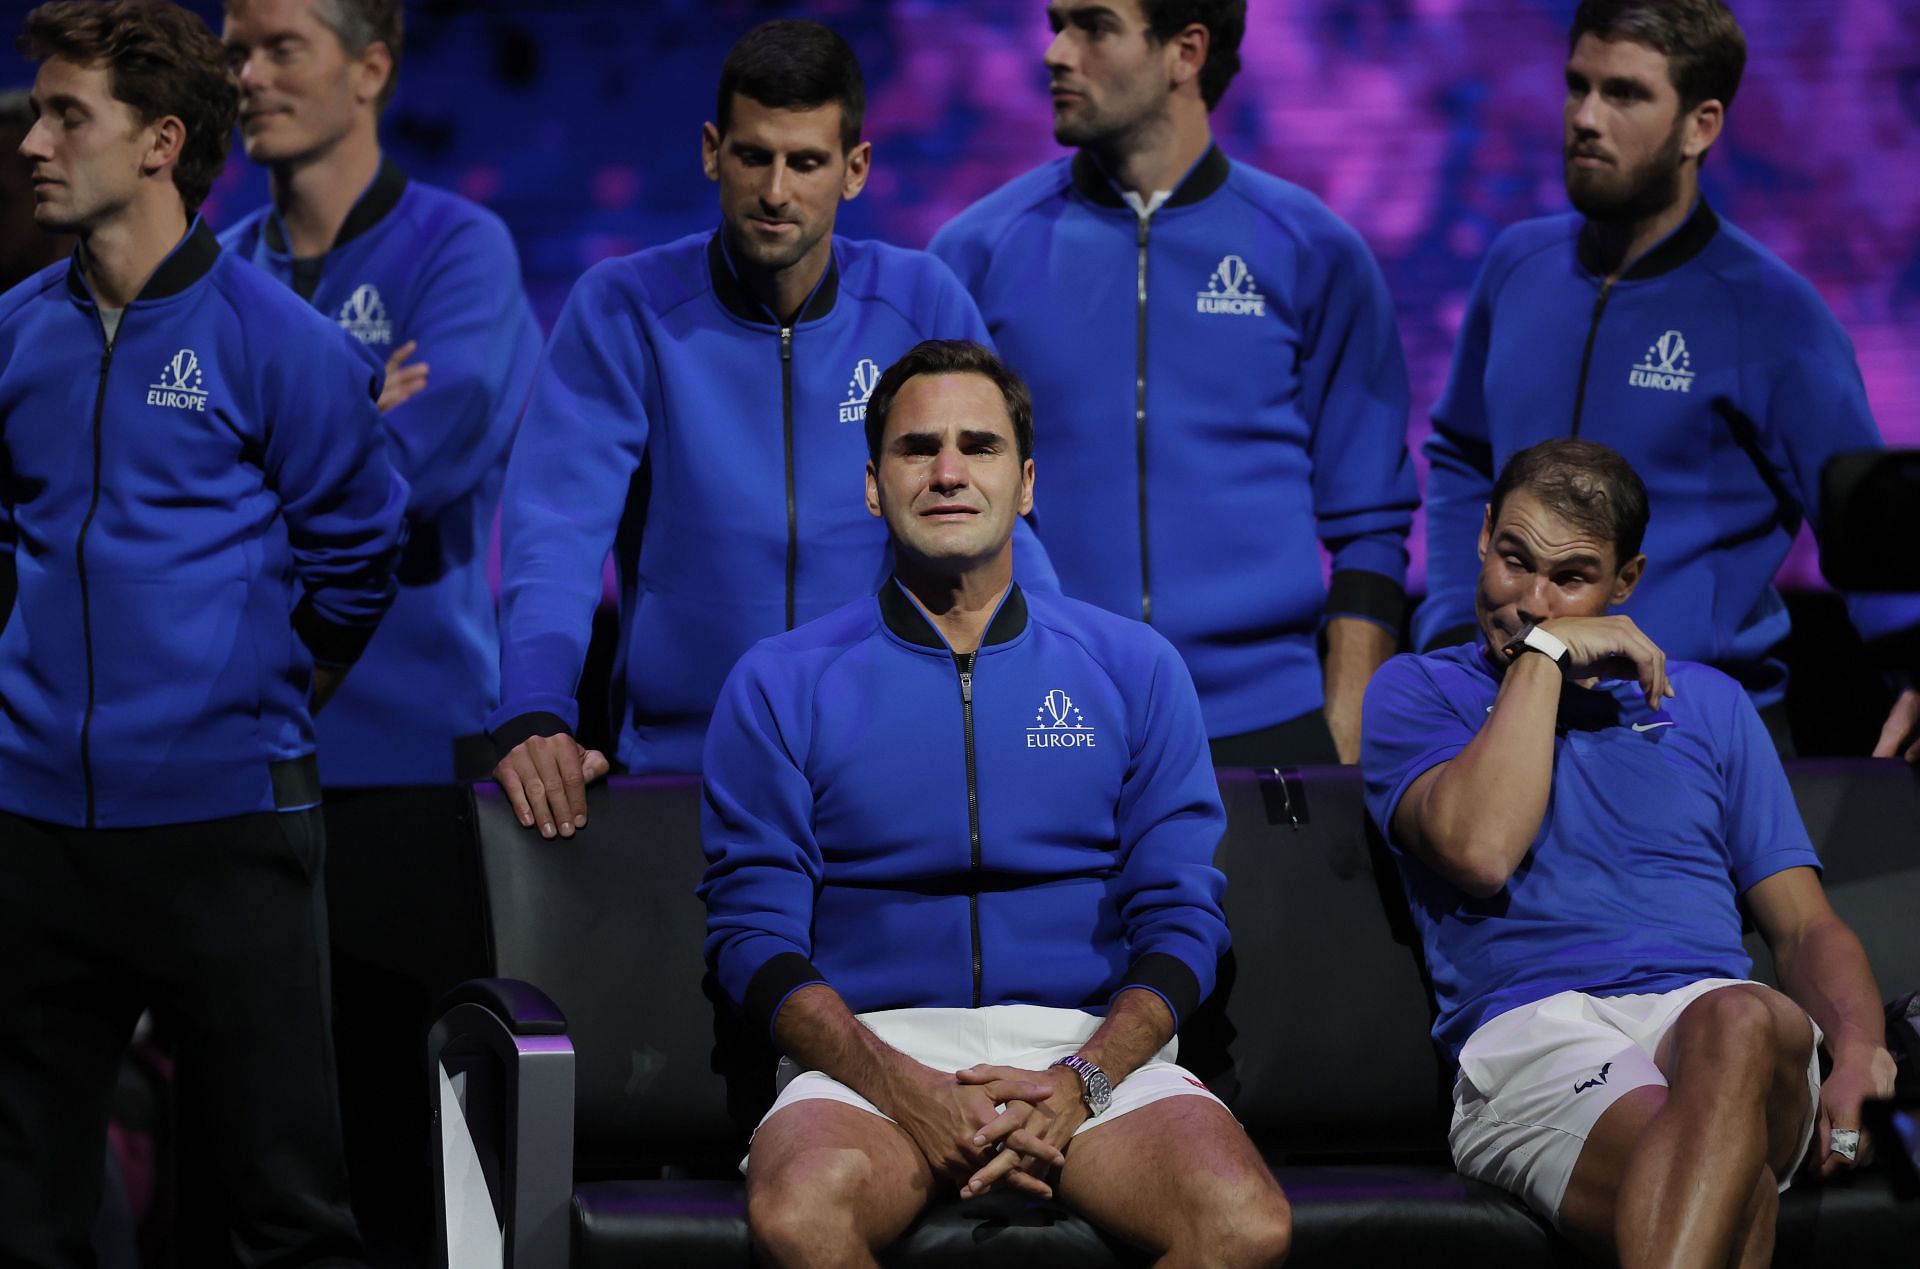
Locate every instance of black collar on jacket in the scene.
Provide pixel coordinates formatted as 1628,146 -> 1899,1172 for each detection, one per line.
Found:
707,228 -> 840,326
1070,143 -> 1231,210
263,154 -> 409,256
1577,197 -> 1720,281
66,215 -> 221,304
880,579 -> 1029,651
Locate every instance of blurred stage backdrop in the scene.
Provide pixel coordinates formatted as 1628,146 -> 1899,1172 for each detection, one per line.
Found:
19,0 -> 1920,591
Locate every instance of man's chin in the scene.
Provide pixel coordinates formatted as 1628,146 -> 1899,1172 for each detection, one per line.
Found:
1565,169 -> 1627,218
31,205 -> 81,235
723,227 -> 814,275
1051,111 -> 1103,149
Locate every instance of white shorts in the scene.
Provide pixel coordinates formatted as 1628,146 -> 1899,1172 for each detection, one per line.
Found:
1449,978 -> 1822,1226
743,1004 -> 1225,1171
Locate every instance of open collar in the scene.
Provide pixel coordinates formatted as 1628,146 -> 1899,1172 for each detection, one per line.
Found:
1577,197 -> 1720,282
1070,143 -> 1230,211
707,228 -> 839,326
879,579 -> 1028,652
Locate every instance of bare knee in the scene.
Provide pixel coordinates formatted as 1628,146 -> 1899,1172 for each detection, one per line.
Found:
1677,988 -> 1781,1076
749,1146 -> 876,1265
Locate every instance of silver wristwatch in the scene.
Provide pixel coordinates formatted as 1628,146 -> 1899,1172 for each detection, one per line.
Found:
1051,1055 -> 1114,1117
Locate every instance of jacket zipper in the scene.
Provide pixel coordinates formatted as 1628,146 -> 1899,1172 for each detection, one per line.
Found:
77,321 -> 118,828
1569,278 -> 1615,437
958,651 -> 982,1008
1134,213 -> 1153,623
780,325 -> 797,630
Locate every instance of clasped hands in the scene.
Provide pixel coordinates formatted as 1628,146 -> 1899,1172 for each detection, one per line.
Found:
897,1062 -> 1091,1202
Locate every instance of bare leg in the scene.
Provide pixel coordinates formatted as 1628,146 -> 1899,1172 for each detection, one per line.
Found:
1557,986 -> 1813,1268
1058,1096 -> 1291,1268
1729,1167 -> 1777,1269
746,1100 -> 935,1269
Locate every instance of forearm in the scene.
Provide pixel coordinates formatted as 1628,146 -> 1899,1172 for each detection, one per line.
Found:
1777,918 -> 1890,1065
1076,988 -> 1175,1085
1324,617 -> 1397,764
772,982 -> 936,1113
1409,651 -> 1560,892
310,664 -> 346,714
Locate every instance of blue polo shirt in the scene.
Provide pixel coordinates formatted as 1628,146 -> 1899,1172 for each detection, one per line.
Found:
1360,642 -> 1820,1062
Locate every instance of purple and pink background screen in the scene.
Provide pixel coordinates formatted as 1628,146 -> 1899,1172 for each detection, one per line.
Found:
138,1 -> 1920,592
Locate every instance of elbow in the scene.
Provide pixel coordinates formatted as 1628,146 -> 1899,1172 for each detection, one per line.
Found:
1449,861 -> 1511,900
1422,826 -> 1523,899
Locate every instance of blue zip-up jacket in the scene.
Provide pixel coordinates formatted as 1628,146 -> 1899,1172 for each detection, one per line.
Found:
931,147 -> 1417,739
0,220 -> 407,828
700,581 -> 1229,1039
490,230 -> 1058,775
1419,202 -> 1920,706
223,158 -> 540,783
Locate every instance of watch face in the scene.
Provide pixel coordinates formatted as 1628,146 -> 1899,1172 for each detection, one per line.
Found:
1086,1069 -> 1114,1112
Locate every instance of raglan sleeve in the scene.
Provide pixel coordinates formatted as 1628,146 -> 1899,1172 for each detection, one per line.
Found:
261,328 -> 409,669
1359,653 -> 1477,854
1712,676 -> 1821,891
1108,634 -> 1229,1029
377,214 -> 540,520
1747,288 -> 1920,661
487,263 -> 652,750
1416,251 -> 1502,652
1299,215 -> 1418,635
697,646 -> 828,1038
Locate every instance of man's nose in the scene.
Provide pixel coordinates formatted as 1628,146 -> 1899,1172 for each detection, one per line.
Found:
235,51 -> 266,94
1044,28 -> 1073,76
1569,90 -> 1601,134
929,446 -> 968,491
19,117 -> 51,161
762,160 -> 790,208
1515,575 -> 1554,624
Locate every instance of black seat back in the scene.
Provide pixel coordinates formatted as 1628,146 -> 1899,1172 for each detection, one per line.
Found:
1204,768 -> 1450,1157
1747,760 -> 1920,991
470,779 -> 767,1174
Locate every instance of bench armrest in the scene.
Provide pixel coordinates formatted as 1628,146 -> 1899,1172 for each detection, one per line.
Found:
428,976 -> 575,1269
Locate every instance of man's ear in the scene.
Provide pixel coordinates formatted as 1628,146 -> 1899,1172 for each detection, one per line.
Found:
700,122 -> 721,183
1166,22 -> 1210,96
353,40 -> 394,108
1017,457 -> 1035,517
1610,552 -> 1648,606
1681,98 -> 1724,163
141,114 -> 186,181
865,459 -> 882,519
1476,503 -> 1494,562
840,139 -> 871,202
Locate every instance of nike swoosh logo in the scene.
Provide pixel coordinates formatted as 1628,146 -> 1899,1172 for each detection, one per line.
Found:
1631,721 -> 1675,732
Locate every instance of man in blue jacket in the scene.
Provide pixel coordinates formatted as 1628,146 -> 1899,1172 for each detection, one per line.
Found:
703,340 -> 1289,1267
932,0 -> 1416,767
1418,0 -> 1920,761
221,0 -> 542,785
1,2 -> 406,1263
490,20 -> 1053,836
1363,439 -> 1891,1267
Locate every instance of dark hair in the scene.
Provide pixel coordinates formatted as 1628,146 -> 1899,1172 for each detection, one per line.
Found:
1490,439 -> 1650,564
864,340 -> 1034,464
716,19 -> 864,153
1570,0 -> 1746,113
19,0 -> 237,213
1140,0 -> 1245,111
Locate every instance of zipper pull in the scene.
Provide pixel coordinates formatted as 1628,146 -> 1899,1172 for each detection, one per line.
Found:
959,670 -> 973,705
780,326 -> 792,362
